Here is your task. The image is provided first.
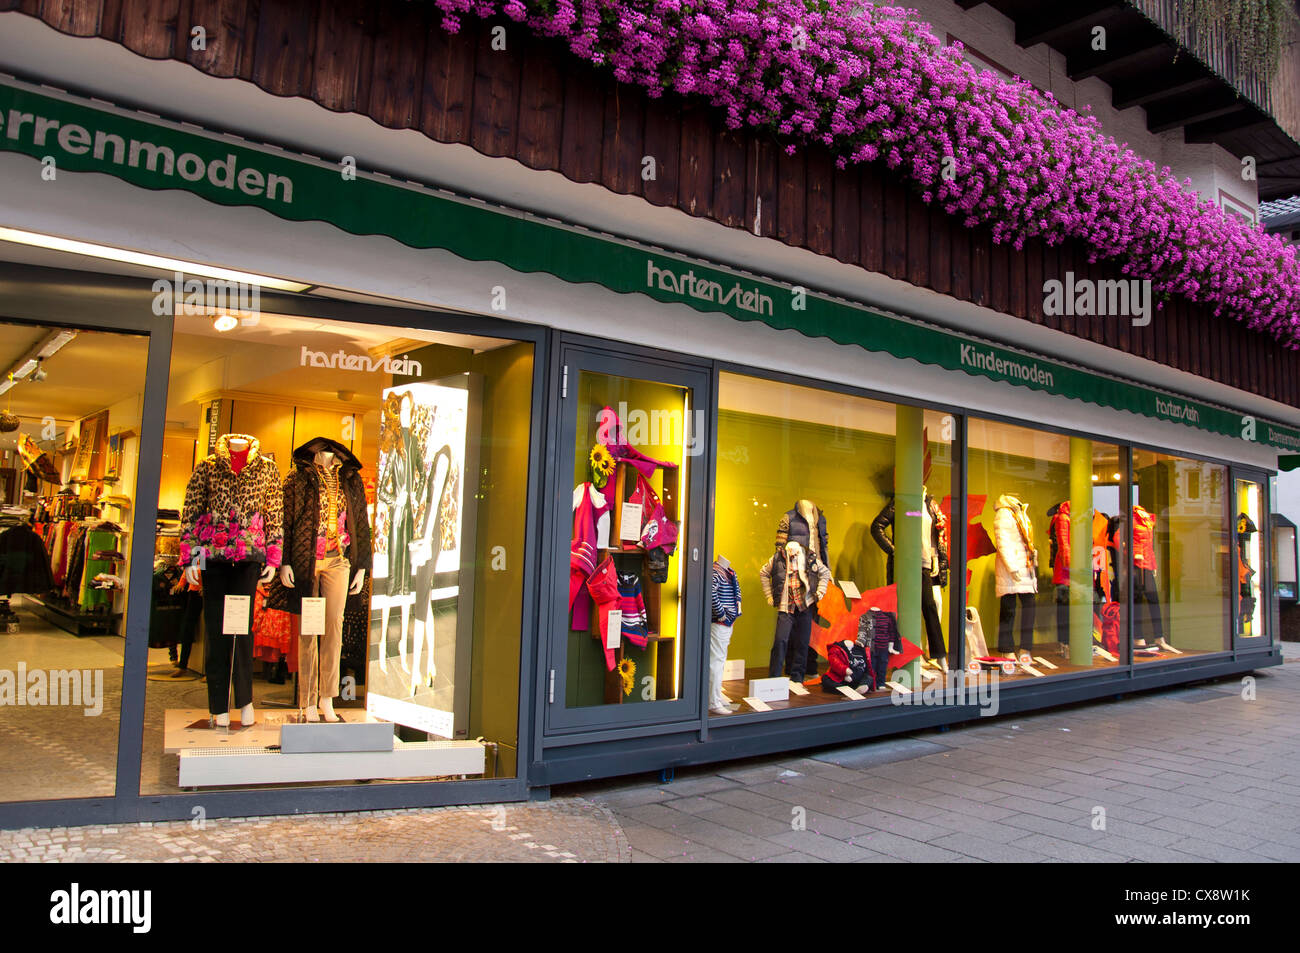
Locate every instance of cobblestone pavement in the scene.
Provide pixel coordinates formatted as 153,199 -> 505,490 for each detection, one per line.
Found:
4,645 -> 1297,862
575,644 -> 1300,862
0,801 -> 628,863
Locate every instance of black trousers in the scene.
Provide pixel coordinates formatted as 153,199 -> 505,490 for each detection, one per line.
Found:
178,589 -> 203,670
921,573 -> 946,659
998,591 -> 1036,653
770,607 -> 814,682
1055,584 -> 1070,644
1133,567 -> 1164,643
201,561 -> 261,715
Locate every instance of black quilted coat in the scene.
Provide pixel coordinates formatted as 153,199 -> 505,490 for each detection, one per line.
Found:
277,437 -> 373,614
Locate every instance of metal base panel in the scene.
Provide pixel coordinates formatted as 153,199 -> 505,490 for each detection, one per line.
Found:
178,739 -> 486,788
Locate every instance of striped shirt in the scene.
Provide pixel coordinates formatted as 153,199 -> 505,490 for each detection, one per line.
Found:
711,564 -> 742,625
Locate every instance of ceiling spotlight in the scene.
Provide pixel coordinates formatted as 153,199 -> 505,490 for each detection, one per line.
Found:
213,314 -> 238,332
31,364 -> 47,382
1113,472 -> 1122,481
1091,474 -> 1099,481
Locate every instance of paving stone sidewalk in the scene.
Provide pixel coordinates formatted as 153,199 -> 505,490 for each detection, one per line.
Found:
576,643 -> 1300,863
3,645 -> 1296,862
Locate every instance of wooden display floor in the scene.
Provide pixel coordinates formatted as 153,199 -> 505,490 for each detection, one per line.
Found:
162,707 -> 386,754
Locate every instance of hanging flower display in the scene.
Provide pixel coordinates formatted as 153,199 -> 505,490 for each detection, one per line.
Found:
430,0 -> 1300,346
618,656 -> 636,695
590,444 -> 616,488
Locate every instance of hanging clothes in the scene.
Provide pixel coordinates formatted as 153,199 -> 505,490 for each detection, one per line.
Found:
0,524 -> 55,596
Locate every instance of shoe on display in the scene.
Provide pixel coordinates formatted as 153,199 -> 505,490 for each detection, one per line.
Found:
710,705 -> 732,715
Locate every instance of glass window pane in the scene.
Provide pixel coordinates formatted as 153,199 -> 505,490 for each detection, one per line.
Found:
1236,479 -> 1264,639
566,370 -> 690,708
0,321 -> 147,801
142,310 -> 532,792
1129,450 -> 1230,659
710,372 -> 955,717
966,418 -> 1123,676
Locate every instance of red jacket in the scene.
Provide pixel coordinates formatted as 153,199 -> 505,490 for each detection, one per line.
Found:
1048,501 -> 1070,586
1132,505 -> 1157,572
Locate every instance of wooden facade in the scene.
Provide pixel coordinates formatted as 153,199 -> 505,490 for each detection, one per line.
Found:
4,0 -> 1296,407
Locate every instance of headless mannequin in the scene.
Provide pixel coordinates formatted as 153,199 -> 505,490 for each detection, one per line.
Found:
185,435 -> 275,728
280,449 -> 366,722
379,399 -> 415,674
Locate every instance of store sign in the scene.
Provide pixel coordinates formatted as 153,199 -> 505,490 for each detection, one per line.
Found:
1,78 -> 1297,451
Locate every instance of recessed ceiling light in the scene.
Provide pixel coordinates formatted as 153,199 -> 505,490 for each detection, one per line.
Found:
0,226 -> 311,293
213,314 -> 239,332
1113,472 -> 1122,481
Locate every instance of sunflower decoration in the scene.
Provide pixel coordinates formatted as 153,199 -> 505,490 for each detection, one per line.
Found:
589,444 -> 615,489
618,657 -> 636,696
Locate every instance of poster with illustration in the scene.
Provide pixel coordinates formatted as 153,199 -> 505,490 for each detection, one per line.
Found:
366,374 -> 473,739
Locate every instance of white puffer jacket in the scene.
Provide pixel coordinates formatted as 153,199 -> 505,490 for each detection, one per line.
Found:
993,494 -> 1038,597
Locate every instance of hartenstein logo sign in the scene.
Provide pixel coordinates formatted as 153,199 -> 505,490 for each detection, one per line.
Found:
646,258 -> 774,317
1155,396 -> 1200,424
300,346 -> 422,376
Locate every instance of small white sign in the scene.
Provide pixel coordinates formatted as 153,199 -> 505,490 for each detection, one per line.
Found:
619,502 -> 643,542
838,580 -> 861,600
301,597 -> 327,636
788,681 -> 809,696
885,680 -> 912,695
748,676 -> 789,703
723,658 -> 746,681
743,697 -> 772,712
1095,647 -> 1118,662
1033,656 -> 1059,670
836,684 -> 866,700
222,594 -> 250,635
1021,664 -> 1046,678
606,610 -> 623,650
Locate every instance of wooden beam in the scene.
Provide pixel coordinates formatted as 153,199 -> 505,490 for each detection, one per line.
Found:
1148,100 -> 1248,135
1185,113 -> 1271,143
1112,75 -> 1217,111
1016,3 -> 1123,49
1068,41 -> 1173,81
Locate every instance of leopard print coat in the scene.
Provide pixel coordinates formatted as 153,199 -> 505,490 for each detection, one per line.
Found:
180,433 -> 284,568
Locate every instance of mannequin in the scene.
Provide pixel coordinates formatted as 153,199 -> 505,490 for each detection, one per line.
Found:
408,444 -> 452,697
992,493 -> 1037,658
709,554 -> 742,714
776,500 -> 829,677
279,437 -> 372,722
180,433 -> 283,727
760,540 -> 831,684
1131,503 -> 1172,651
376,393 -> 425,673
871,488 -> 949,668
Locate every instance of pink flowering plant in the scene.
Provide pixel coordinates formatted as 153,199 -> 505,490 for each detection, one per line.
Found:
432,0 -> 1300,344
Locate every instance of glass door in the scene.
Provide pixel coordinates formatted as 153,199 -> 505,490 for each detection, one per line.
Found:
547,347 -> 708,731
1234,473 -> 1267,643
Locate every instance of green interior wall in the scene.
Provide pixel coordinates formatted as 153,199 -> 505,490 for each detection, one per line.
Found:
407,341 -> 534,777
566,373 -> 686,708
713,407 -> 952,669
1135,459 -> 1229,652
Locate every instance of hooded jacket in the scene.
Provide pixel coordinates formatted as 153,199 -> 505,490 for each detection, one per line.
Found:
180,434 -> 283,568
993,494 -> 1037,597
870,494 -> 949,585
1132,505 -> 1157,573
1047,501 -> 1070,586
280,437 -> 372,612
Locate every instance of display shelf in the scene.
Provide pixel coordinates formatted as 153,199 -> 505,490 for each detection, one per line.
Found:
26,594 -> 122,636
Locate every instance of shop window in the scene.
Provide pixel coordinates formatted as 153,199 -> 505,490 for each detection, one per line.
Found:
0,320 -> 147,802
966,419 -> 1123,677
1129,451 -> 1230,658
141,309 -> 533,792
565,371 -> 690,709
1235,478 -> 1265,639
709,372 -> 953,717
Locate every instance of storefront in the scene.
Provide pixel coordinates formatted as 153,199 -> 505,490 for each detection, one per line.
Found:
0,69 -> 1289,828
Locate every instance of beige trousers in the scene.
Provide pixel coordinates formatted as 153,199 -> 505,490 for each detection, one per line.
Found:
298,555 -> 350,706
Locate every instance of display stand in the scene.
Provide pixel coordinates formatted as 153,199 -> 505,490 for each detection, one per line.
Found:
594,461 -> 678,703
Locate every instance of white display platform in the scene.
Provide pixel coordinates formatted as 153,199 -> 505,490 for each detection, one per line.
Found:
163,707 -> 378,754
178,738 -> 487,788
